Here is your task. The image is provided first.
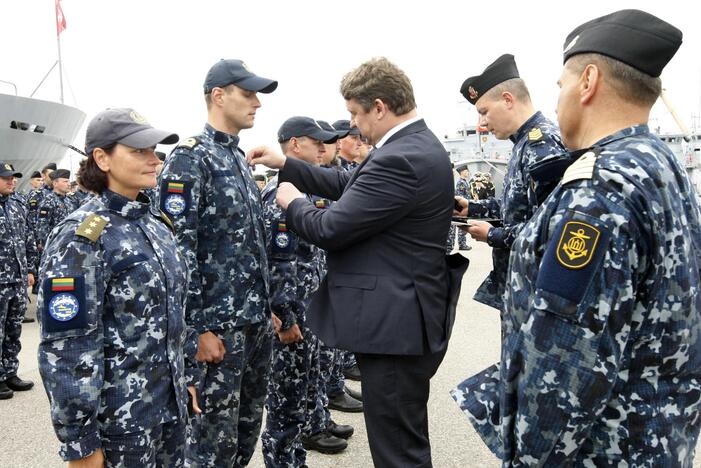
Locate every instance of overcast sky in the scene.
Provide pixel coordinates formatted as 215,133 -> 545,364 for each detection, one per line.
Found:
2,0 -> 700,172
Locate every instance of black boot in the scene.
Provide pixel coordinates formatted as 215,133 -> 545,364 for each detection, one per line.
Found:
0,382 -> 13,400
5,375 -> 34,391
328,391 -> 363,412
344,385 -> 362,402
301,431 -> 348,454
327,420 -> 354,439
343,364 -> 361,381
22,317 -> 35,323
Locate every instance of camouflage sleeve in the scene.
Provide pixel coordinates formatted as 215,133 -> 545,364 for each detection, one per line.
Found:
263,195 -> 299,331
24,214 -> 39,275
468,197 -> 501,219
505,184 -> 641,464
37,223 -> 106,461
485,223 -> 524,250
35,198 -> 53,247
159,149 -> 208,333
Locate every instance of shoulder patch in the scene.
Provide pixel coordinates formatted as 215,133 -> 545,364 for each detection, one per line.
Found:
160,179 -> 193,217
76,214 -> 108,242
528,128 -> 543,142
555,221 -> 601,269
41,276 -> 88,333
177,137 -> 200,150
561,150 -> 597,185
272,221 -> 295,256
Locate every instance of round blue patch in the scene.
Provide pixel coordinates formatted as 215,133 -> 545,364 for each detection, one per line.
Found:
164,194 -> 186,216
48,293 -> 80,322
275,232 -> 290,248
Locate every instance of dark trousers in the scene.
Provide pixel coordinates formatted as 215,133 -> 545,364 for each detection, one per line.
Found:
356,349 -> 447,468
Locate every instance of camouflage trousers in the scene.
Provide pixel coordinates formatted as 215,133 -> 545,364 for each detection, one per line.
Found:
186,320 -> 273,468
0,282 -> 27,382
262,325 -> 324,468
103,419 -> 186,467
342,350 -> 357,371
319,344 -> 345,397
446,225 -> 469,252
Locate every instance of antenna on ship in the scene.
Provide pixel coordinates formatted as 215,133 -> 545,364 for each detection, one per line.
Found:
55,0 -> 67,103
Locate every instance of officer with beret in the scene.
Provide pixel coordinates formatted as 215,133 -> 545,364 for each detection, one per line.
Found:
260,117 -> 351,466
0,162 -> 38,399
332,119 -> 362,172
29,170 -> 43,191
38,108 -> 199,466
454,53 -> 565,312
454,10 -> 701,465
35,168 -> 73,250
159,58 -> 276,467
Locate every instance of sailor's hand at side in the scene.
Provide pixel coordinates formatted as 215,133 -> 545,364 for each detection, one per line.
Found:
454,196 -> 469,216
67,448 -> 104,468
247,146 -> 287,170
277,182 -> 304,210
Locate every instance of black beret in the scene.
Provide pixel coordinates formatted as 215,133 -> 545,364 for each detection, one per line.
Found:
460,54 -> 520,105
49,169 -> 71,180
563,9 -> 682,78
30,171 -> 42,178
42,162 -> 57,171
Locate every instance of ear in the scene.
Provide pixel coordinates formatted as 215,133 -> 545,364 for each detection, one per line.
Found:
580,64 -> 599,105
501,91 -> 515,109
93,148 -> 111,173
373,99 -> 387,120
210,87 -> 225,108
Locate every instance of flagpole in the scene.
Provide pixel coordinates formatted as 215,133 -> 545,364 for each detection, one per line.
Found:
55,0 -> 65,103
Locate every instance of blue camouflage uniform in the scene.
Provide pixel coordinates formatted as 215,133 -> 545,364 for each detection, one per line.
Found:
0,193 -> 38,383
469,111 -> 564,310
38,189 -> 197,466
159,124 -> 273,467
36,191 -> 72,248
454,176 -> 471,250
453,125 -> 701,465
65,188 -> 92,212
339,158 -> 358,172
260,179 -> 326,468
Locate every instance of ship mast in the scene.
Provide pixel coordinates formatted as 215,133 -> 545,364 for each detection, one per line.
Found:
55,0 -> 67,103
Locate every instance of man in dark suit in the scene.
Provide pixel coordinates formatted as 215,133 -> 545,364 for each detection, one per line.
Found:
248,57 -> 467,467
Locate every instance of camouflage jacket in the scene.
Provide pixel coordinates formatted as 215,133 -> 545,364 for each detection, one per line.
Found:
65,189 -> 92,212
455,177 -> 471,198
470,111 -> 564,310
455,125 -> 701,466
0,194 -> 38,282
38,189 -> 198,461
261,177 -> 324,331
36,191 -> 72,247
159,124 -> 269,333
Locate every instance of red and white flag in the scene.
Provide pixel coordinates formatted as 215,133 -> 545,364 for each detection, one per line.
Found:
55,0 -> 67,36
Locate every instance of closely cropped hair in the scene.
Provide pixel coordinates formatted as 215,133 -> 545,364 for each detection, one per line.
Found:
340,57 -> 416,115
483,78 -> 532,103
205,84 -> 236,110
78,145 -> 115,193
567,53 -> 662,107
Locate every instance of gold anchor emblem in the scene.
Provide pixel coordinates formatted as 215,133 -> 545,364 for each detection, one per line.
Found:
556,221 -> 601,269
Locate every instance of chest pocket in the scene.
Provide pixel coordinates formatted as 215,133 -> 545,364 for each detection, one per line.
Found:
205,167 -> 249,223
107,253 -> 162,322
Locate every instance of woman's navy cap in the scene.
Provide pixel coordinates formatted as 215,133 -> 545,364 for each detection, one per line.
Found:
85,108 -> 179,155
204,59 -> 278,94
563,9 -> 682,77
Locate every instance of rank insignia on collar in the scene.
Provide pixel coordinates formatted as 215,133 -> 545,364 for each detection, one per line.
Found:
528,128 -> 543,142
556,221 -> 600,269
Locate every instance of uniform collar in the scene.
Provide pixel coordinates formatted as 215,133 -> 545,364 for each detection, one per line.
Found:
204,123 -> 240,148
510,111 -> 545,144
591,124 -> 650,148
100,189 -> 150,219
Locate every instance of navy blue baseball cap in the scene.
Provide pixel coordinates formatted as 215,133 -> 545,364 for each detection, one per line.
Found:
85,108 -> 179,155
0,162 -> 22,178
317,120 -> 350,139
204,59 -> 278,94
332,120 -> 361,137
278,117 -> 341,143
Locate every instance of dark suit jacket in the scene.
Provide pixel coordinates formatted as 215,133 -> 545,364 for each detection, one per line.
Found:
282,119 -> 462,355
